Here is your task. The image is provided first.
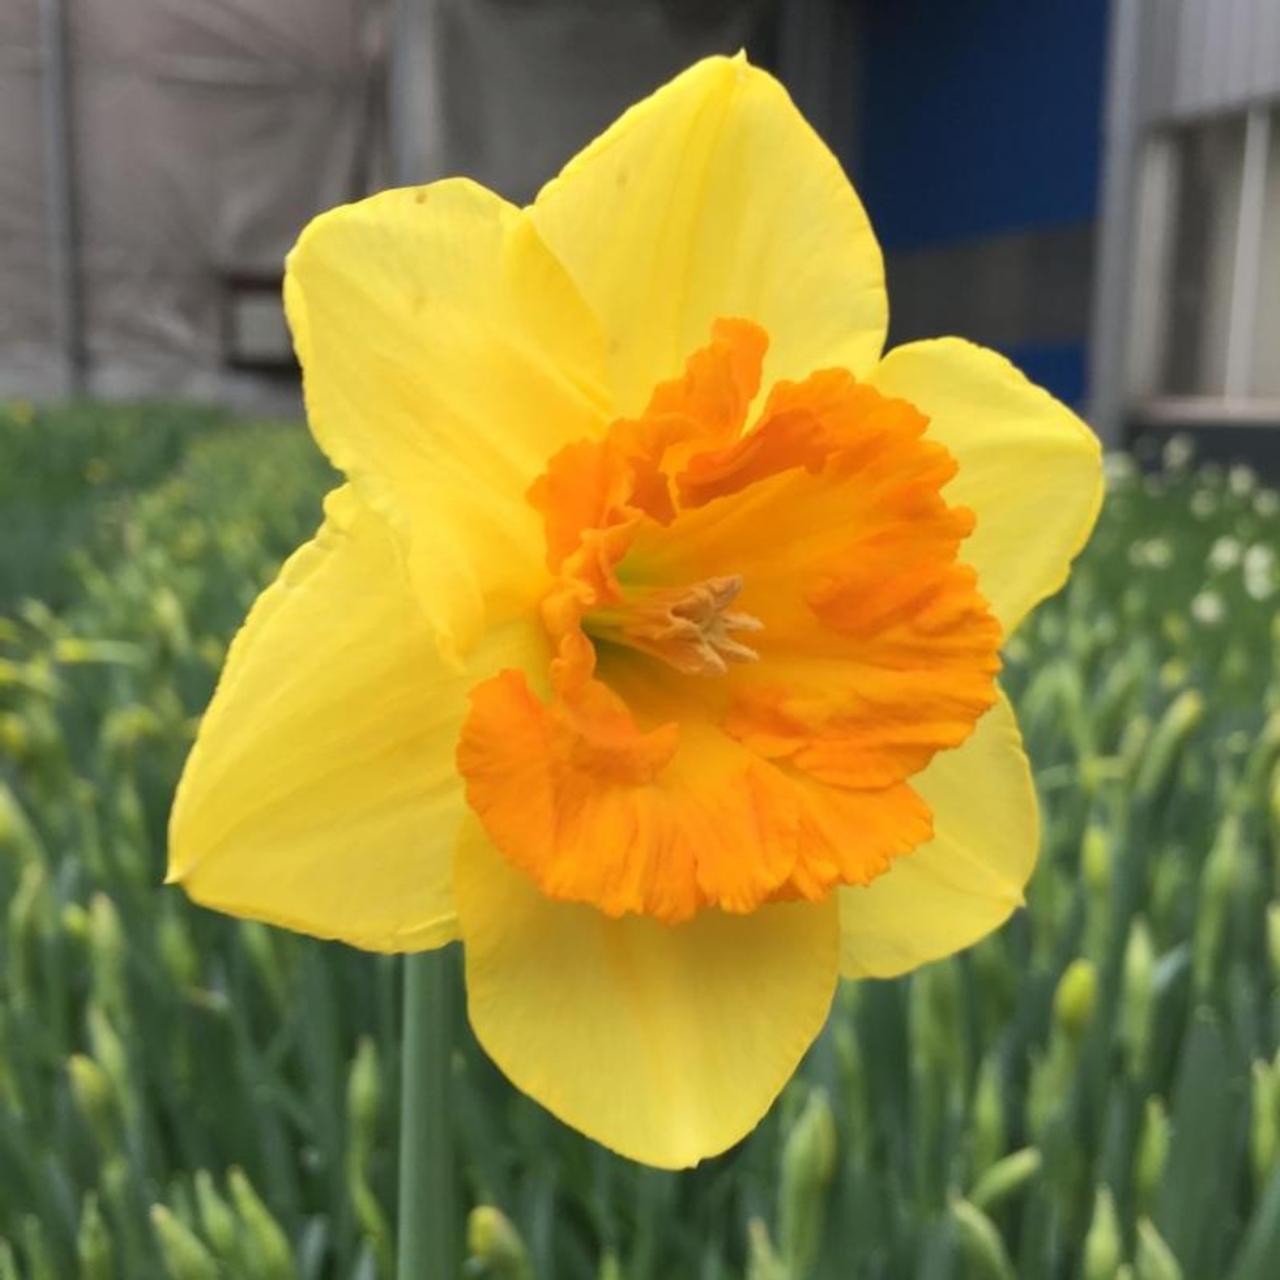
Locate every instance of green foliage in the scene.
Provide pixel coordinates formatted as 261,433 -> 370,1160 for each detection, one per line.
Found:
0,405 -> 1278,1277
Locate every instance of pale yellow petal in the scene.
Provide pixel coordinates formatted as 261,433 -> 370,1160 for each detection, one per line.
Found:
870,339 -> 1103,634
531,55 -> 885,415
836,691 -> 1037,978
285,180 -> 610,651
455,820 -> 839,1167
168,487 -> 548,952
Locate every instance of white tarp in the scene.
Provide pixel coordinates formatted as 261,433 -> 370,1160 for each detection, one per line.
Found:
0,0 -> 762,405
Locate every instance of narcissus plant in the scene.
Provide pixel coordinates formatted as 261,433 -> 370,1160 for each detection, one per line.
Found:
168,54 -> 1102,1168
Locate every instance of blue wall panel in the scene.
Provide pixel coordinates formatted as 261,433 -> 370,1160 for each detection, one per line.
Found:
857,0 -> 1109,251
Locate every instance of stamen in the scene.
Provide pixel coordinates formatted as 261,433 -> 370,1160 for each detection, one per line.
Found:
585,574 -> 763,675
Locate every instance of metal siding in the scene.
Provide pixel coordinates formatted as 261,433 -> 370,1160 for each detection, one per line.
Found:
1150,0 -> 1280,121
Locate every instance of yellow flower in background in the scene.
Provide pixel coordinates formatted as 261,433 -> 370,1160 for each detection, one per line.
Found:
168,55 -> 1102,1167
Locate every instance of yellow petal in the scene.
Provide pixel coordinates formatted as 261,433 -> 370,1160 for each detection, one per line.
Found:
836,691 -> 1036,978
168,487 -> 547,952
455,820 -> 839,1167
531,55 -> 885,416
869,339 -> 1103,634
285,179 -> 610,652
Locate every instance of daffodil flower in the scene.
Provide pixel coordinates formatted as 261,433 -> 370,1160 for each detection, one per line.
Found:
168,55 -> 1102,1168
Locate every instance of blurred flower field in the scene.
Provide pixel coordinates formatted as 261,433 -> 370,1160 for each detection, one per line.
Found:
1,401 -> 1278,1280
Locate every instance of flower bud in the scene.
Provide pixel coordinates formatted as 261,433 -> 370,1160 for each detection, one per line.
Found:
62,901 -> 90,945
466,1207 -> 532,1280
0,1240 -> 17,1280
150,1205 -> 219,1280
1193,816 -> 1240,993
1134,690 -> 1203,805
1083,1186 -> 1123,1280
949,1197 -> 1015,1280
20,1216 -> 57,1280
68,1054 -> 118,1152
77,1193 -> 113,1280
8,861 -> 49,1004
0,780 -> 42,863
1082,825 -> 1112,894
1120,918 -> 1156,1077
89,893 -> 129,1025
1251,1054 -> 1280,1190
1054,958 -> 1097,1042
779,1087 -> 837,1274
1135,1098 -> 1170,1215
193,1170 -> 240,1264
228,1167 -> 295,1280
745,1218 -> 787,1280
970,1053 -> 1005,1177
969,1147 -> 1041,1213
1134,1218 -> 1182,1280
347,1037 -> 380,1155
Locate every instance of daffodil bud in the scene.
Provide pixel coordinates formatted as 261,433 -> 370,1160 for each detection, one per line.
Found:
1193,816 -> 1240,993
0,780 -> 42,864
77,1193 -> 114,1280
1054,958 -> 1097,1043
89,893 -> 129,1024
7,861 -> 49,1004
1135,1098 -> 1170,1214
1251,1054 -> 1280,1189
1118,714 -> 1152,784
466,1207 -> 532,1280
20,1216 -> 57,1280
1134,1218 -> 1182,1280
1082,825 -> 1111,894
779,1087 -> 836,1275
87,1006 -> 133,1129
1120,918 -> 1156,1077
1134,690 -> 1204,805
150,1205 -> 219,1280
193,1170 -> 240,1265
0,1240 -> 17,1280
68,1054 -> 117,1152
1083,1186 -> 1123,1280
745,1218 -> 787,1280
228,1167 -> 296,1280
1082,825 -> 1113,959
347,1037 -> 380,1155
969,1147 -> 1042,1213
970,1054 -> 1006,1176
949,1197 -> 1015,1280
62,901 -> 89,945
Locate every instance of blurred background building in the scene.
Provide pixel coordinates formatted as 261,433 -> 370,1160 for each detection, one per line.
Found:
3,0 -> 1279,458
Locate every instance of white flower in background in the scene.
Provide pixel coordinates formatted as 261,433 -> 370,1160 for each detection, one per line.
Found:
1254,489 -> 1279,519
1190,591 -> 1225,627
1162,433 -> 1195,473
1244,544 -> 1276,601
1103,452 -> 1136,488
1207,536 -> 1242,573
1228,463 -> 1257,497
1190,488 -> 1219,520
1129,538 -> 1174,570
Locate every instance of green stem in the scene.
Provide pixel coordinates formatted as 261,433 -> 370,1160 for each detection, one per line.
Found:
397,950 -> 455,1278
